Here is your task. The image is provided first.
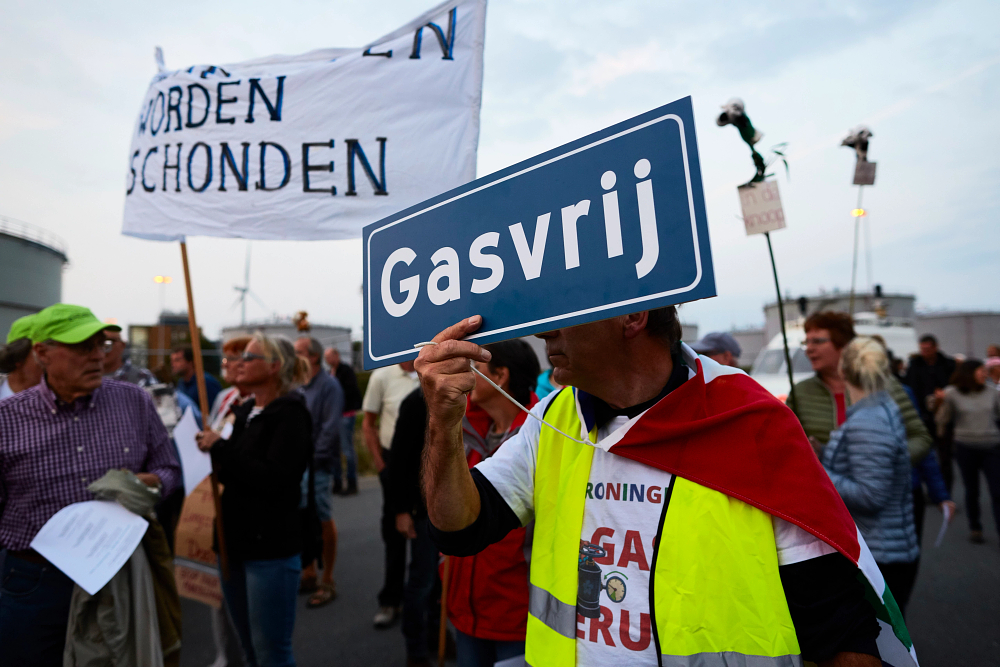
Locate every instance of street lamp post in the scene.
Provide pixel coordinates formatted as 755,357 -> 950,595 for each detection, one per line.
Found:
842,126 -> 876,315
153,275 -> 172,317
849,207 -> 866,315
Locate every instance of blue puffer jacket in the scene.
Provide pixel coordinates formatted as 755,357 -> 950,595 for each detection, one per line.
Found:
822,391 -> 920,564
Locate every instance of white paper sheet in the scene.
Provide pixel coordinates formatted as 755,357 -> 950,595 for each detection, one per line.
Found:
934,502 -> 954,547
30,500 -> 148,595
174,406 -> 213,496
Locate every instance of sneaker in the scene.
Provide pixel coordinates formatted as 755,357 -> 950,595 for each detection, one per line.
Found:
373,605 -> 401,628
332,479 -> 344,495
341,482 -> 359,496
970,530 -> 985,544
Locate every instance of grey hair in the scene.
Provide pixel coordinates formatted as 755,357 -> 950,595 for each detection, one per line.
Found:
840,336 -> 889,394
0,338 -> 32,373
252,333 -> 311,395
299,336 -> 323,360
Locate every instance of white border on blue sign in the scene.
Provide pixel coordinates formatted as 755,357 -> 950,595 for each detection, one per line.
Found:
366,113 -> 702,363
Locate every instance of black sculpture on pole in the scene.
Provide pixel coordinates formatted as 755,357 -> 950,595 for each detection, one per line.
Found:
719,98 -> 796,411
717,98 -> 767,184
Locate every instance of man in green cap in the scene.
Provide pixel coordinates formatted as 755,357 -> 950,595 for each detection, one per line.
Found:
0,303 -> 181,667
0,313 -> 43,400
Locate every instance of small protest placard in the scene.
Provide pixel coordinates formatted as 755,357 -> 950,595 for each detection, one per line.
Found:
363,96 -> 715,369
853,160 -> 877,186
737,179 -> 786,236
174,476 -> 222,608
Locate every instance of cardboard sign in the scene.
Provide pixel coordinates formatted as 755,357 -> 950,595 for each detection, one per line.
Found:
853,160 -> 877,186
737,179 -> 786,236
173,476 -> 222,608
363,96 -> 715,369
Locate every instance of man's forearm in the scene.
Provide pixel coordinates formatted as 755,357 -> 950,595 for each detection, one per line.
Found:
422,416 -> 481,531
362,414 -> 381,459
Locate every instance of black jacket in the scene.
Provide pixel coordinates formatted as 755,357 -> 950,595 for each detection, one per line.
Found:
335,363 -> 363,413
386,387 -> 426,518
905,352 -> 957,425
211,393 -> 313,560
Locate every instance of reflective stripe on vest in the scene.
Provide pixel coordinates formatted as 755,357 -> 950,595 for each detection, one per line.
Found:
528,583 -> 576,639
526,387 -> 801,667
661,653 -> 802,667
529,651 -> 803,667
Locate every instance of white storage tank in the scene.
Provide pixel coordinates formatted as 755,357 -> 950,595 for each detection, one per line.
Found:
0,216 -> 67,336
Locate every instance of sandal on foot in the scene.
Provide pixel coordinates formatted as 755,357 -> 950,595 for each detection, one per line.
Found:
307,582 -> 337,608
299,575 -> 318,594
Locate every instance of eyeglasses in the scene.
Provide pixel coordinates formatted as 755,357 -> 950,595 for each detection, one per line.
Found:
800,337 -> 831,348
240,351 -> 268,362
222,355 -> 244,365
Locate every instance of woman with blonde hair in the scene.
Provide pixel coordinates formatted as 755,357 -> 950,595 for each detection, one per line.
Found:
821,336 -> 920,615
197,333 -> 312,667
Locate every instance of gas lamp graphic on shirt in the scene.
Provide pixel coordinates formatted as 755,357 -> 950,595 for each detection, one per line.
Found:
577,541 -> 628,618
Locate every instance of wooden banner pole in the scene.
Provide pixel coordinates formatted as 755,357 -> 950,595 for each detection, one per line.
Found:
180,240 -> 230,580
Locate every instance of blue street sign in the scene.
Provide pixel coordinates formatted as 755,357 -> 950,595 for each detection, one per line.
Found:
363,95 -> 715,369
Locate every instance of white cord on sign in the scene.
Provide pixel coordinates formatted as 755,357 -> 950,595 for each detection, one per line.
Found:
413,341 -> 592,445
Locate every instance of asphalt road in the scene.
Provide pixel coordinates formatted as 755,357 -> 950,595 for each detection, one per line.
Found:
178,472 -> 999,667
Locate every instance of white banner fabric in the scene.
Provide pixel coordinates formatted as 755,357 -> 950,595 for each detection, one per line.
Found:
122,0 -> 485,241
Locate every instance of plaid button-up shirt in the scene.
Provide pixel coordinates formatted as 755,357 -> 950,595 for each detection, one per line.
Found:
0,378 -> 181,550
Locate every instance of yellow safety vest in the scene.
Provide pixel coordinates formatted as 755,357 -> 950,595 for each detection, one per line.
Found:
526,388 -> 803,667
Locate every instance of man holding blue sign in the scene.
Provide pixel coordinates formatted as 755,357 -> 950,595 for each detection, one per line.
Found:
416,311 -> 916,667
364,97 -> 918,666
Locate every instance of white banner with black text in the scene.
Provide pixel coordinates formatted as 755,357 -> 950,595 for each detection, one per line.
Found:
122,0 -> 485,241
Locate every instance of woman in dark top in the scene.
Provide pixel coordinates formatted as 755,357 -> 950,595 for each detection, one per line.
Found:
198,333 -> 312,667
933,359 -> 1000,543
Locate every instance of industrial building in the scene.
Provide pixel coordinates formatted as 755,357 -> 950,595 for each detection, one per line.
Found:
742,289 -> 1000,362
914,311 -> 1000,359
128,312 -> 214,381
0,215 -> 67,335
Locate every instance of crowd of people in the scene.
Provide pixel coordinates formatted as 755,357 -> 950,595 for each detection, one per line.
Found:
788,312 -> 998,616
0,300 -> 998,667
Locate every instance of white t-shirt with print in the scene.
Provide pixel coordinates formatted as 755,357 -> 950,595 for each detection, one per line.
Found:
477,377 -> 835,666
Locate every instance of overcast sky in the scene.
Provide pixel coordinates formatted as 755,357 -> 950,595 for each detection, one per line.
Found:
1,0 -> 997,343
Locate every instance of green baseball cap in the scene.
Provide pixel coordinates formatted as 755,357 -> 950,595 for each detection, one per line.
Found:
32,303 -> 121,344
6,313 -> 39,344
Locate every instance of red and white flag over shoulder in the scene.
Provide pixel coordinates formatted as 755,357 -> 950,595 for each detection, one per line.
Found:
593,348 -> 920,666
122,0 -> 486,242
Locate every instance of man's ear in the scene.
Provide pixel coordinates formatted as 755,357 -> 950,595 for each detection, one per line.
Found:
494,365 -> 511,389
621,311 -> 649,340
33,342 -> 50,368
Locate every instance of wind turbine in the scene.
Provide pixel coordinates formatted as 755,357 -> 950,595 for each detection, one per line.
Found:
233,242 -> 269,325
